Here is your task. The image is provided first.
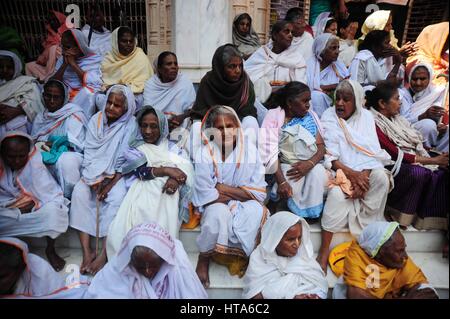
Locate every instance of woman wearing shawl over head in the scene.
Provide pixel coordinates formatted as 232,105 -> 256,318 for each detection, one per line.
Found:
306,33 -> 349,118
0,132 -> 69,271
367,80 -> 448,231
31,79 -> 87,199
190,44 -> 259,158
244,21 -> 307,104
0,237 -> 66,298
333,221 -> 438,299
70,85 -> 137,276
0,50 -> 44,136
85,223 -> 207,299
232,13 -> 261,60
399,63 -> 449,152
406,22 -> 449,87
243,211 -> 328,299
316,80 -> 393,273
260,82 -> 328,219
26,11 -> 69,82
312,12 -> 338,37
52,29 -> 103,116
192,105 -> 268,289
101,26 -> 153,111
143,51 -> 196,133
107,105 -> 194,257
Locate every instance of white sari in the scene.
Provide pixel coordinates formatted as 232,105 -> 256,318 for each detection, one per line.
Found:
0,50 -> 44,136
0,132 -> 69,239
243,212 -> 328,299
321,80 -> 393,235
244,44 -> 307,103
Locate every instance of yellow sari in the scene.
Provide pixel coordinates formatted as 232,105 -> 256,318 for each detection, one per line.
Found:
406,22 -> 449,86
343,240 -> 428,299
101,27 -> 153,93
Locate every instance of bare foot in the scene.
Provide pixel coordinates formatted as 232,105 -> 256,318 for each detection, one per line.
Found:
316,250 -> 329,275
80,251 -> 96,275
196,254 -> 210,288
86,251 -> 107,275
45,246 -> 66,272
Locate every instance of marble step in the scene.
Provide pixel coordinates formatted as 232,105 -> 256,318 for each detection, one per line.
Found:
28,247 -> 449,299
179,223 -> 446,253
22,224 -> 446,253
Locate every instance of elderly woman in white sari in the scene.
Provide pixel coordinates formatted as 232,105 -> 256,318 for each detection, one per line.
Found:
244,20 -> 307,103
143,52 -> 195,132
232,13 -> 261,60
350,30 -> 403,91
261,82 -> 328,219
0,50 -> 44,136
193,106 -> 268,288
316,80 -> 393,273
0,132 -> 69,271
243,211 -> 328,299
107,106 -> 194,257
400,63 -> 448,152
0,237 -> 65,297
85,223 -> 207,299
70,85 -> 136,276
313,12 -> 338,37
52,29 -> 103,116
31,79 -> 87,199
285,10 -> 314,62
307,33 -> 349,118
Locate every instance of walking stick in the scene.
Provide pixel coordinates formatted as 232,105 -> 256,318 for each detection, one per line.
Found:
95,197 -> 100,258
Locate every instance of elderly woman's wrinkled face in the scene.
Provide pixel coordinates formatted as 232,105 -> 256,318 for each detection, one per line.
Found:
223,56 -> 243,83
238,18 -> 251,36
105,92 -> 127,123
381,89 -> 402,118
376,231 -> 408,269
0,57 -> 15,81
335,89 -> 356,120
213,114 -> 239,150
276,223 -> 302,257
322,38 -> 340,63
0,137 -> 30,171
43,84 -> 65,113
61,32 -> 82,57
410,67 -> 430,93
159,54 -> 178,83
118,32 -> 135,56
140,112 -> 160,144
131,247 -> 164,280
273,24 -> 294,51
325,21 -> 338,36
287,91 -> 311,118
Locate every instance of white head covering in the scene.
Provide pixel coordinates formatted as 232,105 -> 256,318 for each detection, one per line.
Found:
64,29 -> 94,57
84,223 -> 208,299
242,211 -> 328,299
0,237 -> 65,297
0,50 -> 23,80
82,84 -> 136,184
407,63 -> 446,120
360,10 -> 398,49
313,12 -> 333,37
358,221 -> 400,258
321,79 -> 392,170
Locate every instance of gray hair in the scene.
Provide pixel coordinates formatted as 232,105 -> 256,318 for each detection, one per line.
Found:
336,80 -> 354,96
325,35 -> 339,50
109,86 -> 128,111
222,45 -> 242,66
204,105 -> 239,130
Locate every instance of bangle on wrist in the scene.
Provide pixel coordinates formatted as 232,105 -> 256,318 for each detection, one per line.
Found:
307,160 -> 315,167
279,180 -> 288,186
